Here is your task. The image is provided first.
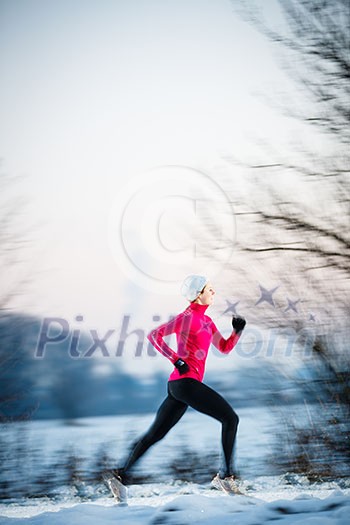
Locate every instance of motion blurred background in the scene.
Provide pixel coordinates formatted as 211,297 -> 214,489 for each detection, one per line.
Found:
0,0 -> 349,501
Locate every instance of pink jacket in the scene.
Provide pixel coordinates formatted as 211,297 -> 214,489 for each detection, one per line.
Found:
147,302 -> 241,382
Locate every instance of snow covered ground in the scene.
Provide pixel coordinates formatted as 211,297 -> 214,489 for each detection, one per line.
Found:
1,408 -> 349,524
0,480 -> 349,525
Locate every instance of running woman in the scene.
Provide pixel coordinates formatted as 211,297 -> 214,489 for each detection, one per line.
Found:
114,274 -> 246,493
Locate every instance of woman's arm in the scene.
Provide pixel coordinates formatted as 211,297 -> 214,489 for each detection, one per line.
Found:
210,320 -> 241,354
147,312 -> 189,363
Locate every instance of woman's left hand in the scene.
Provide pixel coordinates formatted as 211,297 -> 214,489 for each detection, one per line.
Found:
174,358 -> 190,375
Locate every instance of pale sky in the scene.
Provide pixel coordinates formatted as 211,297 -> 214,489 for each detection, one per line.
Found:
0,0 -> 333,374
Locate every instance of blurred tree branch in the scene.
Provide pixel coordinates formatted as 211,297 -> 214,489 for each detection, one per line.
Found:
228,0 -> 350,479
235,0 -> 350,141
227,0 -> 350,319
0,165 -> 35,422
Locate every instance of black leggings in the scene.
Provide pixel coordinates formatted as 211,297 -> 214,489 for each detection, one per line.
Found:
122,378 -> 239,478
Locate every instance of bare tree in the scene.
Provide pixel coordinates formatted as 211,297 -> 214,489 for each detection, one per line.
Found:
225,0 -> 350,479
0,166 -> 35,422
227,0 -> 350,320
235,0 -> 350,141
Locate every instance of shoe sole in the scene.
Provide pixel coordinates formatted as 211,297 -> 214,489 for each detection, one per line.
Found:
102,471 -> 128,504
212,476 -> 244,496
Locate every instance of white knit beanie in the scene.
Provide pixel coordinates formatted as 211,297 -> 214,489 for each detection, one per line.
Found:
180,274 -> 209,302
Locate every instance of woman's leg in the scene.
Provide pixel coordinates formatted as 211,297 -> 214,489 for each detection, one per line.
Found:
121,389 -> 188,474
168,378 -> 239,478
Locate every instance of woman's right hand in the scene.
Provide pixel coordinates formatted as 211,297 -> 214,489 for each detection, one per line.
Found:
231,316 -> 246,334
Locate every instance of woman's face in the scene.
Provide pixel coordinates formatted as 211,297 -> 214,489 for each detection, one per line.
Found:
195,281 -> 215,305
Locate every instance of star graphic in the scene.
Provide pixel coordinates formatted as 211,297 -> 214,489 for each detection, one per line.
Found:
285,297 -> 301,313
308,313 -> 316,322
194,317 -> 213,335
255,284 -> 279,307
223,300 -> 240,315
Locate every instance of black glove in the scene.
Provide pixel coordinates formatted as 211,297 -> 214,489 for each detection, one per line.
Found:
174,358 -> 190,375
231,316 -> 246,334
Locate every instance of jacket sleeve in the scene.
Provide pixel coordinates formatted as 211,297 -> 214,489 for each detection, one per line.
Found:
210,320 -> 241,354
147,312 -> 189,364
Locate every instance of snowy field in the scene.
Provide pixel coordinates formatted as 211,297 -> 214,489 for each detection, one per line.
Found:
1,479 -> 349,525
1,407 -> 349,524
